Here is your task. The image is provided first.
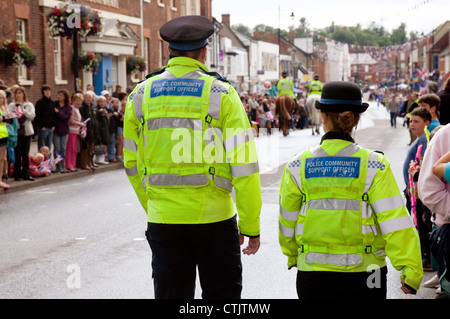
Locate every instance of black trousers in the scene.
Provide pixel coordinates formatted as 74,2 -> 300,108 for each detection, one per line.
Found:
14,135 -> 31,179
297,267 -> 388,300
146,216 -> 242,299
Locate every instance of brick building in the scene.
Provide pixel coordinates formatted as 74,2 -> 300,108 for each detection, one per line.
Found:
0,0 -> 212,102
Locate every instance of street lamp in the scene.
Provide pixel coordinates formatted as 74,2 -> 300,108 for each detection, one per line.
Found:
71,0 -> 79,92
290,11 -> 295,80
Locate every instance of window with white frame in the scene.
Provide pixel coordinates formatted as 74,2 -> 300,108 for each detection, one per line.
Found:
170,0 -> 177,11
158,0 -> 165,7
16,19 -> 27,82
144,38 -> 149,73
54,37 -> 62,81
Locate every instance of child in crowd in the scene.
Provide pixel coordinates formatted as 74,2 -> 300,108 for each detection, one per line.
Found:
403,107 -> 432,269
29,152 -> 50,177
38,146 -> 50,161
418,93 -> 441,133
403,107 -> 431,186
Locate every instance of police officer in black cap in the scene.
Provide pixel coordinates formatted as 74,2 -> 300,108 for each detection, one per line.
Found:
124,15 -> 262,299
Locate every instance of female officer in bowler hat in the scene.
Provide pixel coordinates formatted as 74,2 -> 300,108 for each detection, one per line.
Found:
278,81 -> 423,299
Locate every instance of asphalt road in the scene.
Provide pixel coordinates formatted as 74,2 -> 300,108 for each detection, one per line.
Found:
0,118 -> 439,299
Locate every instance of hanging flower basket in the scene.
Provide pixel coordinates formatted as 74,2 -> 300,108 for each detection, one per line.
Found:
0,40 -> 37,69
126,56 -> 146,75
72,51 -> 101,75
46,3 -> 102,39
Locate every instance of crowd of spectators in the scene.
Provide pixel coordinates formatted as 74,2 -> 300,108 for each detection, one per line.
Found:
0,80 -> 129,189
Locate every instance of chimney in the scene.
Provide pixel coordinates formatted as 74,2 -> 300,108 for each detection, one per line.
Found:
222,14 -> 230,26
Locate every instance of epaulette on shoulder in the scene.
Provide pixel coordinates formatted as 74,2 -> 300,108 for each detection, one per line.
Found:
199,67 -> 230,84
374,150 -> 385,155
138,68 -> 167,84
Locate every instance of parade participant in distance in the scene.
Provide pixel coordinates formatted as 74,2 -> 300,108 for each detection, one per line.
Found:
309,74 -> 323,96
124,15 -> 262,299
278,81 -> 423,299
277,71 -> 296,99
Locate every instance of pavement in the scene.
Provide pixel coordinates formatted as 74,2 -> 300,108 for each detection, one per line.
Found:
0,140 -> 124,195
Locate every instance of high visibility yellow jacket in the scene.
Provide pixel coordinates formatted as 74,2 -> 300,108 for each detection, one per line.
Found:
309,80 -> 323,96
123,57 -> 261,236
277,78 -> 295,98
0,108 -> 8,139
279,136 -> 423,291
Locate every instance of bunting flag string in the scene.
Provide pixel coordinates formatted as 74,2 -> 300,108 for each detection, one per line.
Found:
300,25 -> 433,61
379,0 -> 436,23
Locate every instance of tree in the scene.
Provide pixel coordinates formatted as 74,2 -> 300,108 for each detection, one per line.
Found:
331,30 -> 357,44
295,17 -> 311,38
390,23 -> 407,45
232,24 -> 252,37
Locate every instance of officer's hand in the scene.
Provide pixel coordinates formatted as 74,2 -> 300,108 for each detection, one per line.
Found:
239,234 -> 260,255
401,278 -> 415,294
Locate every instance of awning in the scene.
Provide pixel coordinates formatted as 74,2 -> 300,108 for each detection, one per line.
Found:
81,19 -> 139,56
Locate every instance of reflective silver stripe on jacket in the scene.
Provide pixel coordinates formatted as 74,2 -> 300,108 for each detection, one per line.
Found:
365,152 -> 382,193
308,198 -> 360,211
310,144 -> 361,158
379,216 -> 414,235
209,80 -> 228,121
287,155 -> 302,190
125,165 -> 138,177
305,252 -> 362,266
280,203 -> 301,222
279,223 -> 295,237
148,174 -> 208,186
147,117 -> 203,131
370,195 -> 404,214
215,176 -> 233,192
131,81 -> 146,122
231,162 -> 259,177
124,137 -> 137,153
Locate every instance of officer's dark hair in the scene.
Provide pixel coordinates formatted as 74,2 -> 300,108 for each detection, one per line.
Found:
411,107 -> 432,124
169,47 -> 204,60
325,111 -> 361,134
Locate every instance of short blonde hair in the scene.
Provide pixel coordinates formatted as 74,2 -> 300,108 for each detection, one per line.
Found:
84,91 -> 95,98
34,152 -> 45,163
96,96 -> 107,105
72,93 -> 84,102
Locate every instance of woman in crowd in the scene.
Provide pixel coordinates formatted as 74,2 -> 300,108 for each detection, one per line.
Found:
8,87 -> 35,181
53,89 -> 72,173
79,91 -> 98,170
0,90 -> 10,189
107,97 -> 120,163
65,93 -> 84,172
115,92 -> 127,161
93,95 -> 111,165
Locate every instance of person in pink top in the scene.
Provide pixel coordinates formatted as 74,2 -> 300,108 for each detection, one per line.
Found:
65,93 -> 84,172
418,124 -> 450,298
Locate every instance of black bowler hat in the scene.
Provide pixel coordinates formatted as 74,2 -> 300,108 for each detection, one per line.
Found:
160,15 -> 214,51
315,81 -> 369,114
